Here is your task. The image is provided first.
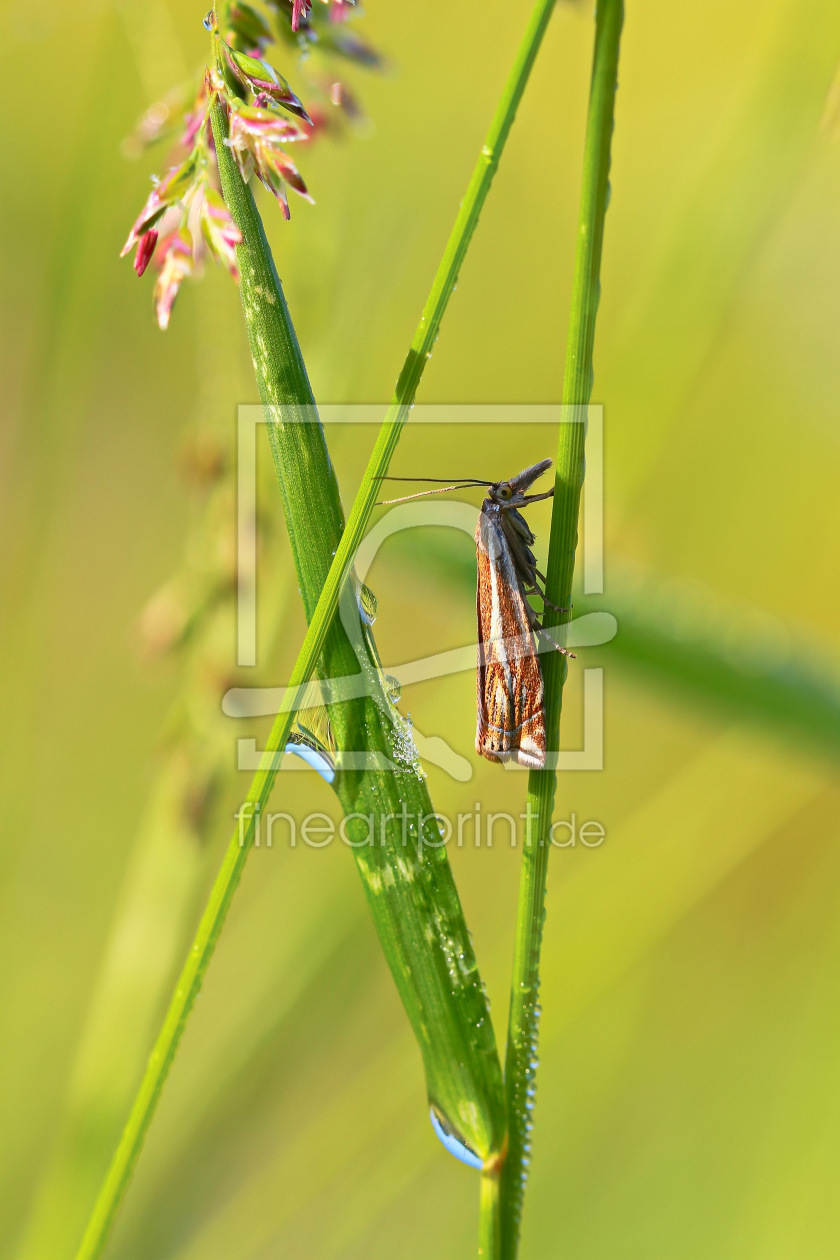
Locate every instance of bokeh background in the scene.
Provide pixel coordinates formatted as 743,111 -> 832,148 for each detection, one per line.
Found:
3,0 -> 840,1256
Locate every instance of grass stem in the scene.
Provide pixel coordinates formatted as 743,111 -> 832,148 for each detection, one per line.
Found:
478,1169 -> 502,1260
499,3 -> 625,1255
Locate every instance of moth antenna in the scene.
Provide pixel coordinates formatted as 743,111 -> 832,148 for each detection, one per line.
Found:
374,476 -> 492,485
376,482 -> 490,505
536,628 -> 576,659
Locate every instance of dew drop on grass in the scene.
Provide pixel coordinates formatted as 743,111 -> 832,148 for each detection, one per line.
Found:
429,1104 -> 483,1170
284,741 -> 335,784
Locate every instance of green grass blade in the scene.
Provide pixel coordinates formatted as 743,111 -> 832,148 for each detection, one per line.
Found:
588,566 -> 840,760
74,5 -> 558,1253
210,81 -> 507,1151
500,2 -> 625,1255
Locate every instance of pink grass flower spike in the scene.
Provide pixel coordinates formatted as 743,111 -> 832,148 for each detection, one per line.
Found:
292,0 -> 311,31
227,104 -> 313,217
134,230 -> 159,277
199,187 -> 243,276
154,230 -> 194,330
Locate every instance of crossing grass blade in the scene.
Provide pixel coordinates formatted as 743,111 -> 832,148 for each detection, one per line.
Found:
208,75 -> 506,1181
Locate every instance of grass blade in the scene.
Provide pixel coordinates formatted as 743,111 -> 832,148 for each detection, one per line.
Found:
210,75 -> 508,1158
499,2 -> 625,1254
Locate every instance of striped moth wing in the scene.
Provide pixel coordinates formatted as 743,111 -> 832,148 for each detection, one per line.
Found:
475,503 -> 547,769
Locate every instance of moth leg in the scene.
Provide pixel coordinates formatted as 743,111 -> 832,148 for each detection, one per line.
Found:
521,595 -> 543,632
523,588 -> 553,620
538,593 -> 572,615
530,575 -> 572,615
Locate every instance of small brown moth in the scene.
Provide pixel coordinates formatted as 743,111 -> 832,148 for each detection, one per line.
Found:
378,458 -> 574,770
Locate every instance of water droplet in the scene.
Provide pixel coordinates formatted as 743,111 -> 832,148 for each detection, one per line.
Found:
357,582 -> 378,625
429,1104 -> 483,1170
284,742 -> 335,784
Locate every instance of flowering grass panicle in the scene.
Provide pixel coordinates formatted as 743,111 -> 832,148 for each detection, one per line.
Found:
121,0 -> 375,328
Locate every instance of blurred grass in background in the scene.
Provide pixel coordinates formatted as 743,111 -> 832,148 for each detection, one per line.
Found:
2,0 -> 840,1257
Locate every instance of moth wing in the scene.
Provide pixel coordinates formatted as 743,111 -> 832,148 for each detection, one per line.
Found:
475,509 -> 546,769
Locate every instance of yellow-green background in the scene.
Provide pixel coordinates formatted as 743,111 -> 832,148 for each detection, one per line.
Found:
3,0 -> 840,1256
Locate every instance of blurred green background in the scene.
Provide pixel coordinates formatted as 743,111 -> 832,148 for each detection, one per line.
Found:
3,0 -> 840,1256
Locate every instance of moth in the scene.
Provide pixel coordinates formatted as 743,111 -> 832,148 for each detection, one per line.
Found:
377,458 -> 574,770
